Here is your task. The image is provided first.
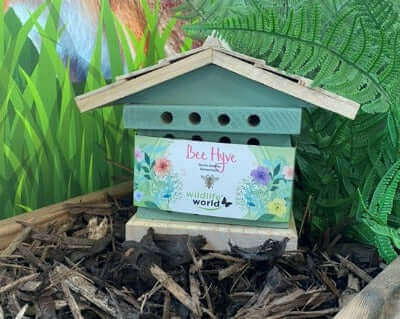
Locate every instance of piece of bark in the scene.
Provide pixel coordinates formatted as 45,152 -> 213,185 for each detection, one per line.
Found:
52,264 -> 139,318
229,238 -> 289,263
15,304 -> 28,319
69,235 -> 112,262
201,252 -> 245,264
111,288 -> 141,310
18,245 -> 49,272
187,239 -> 214,314
0,305 -> 3,319
88,217 -> 109,240
318,270 -> 341,297
61,281 -> 84,319
218,262 -> 247,281
31,233 -> 96,248
162,291 -> 171,319
107,288 -> 124,319
0,226 -> 32,257
8,293 -> 23,318
336,254 -> 373,283
189,273 -> 202,317
150,264 -> 201,317
38,296 -> 57,319
0,273 -> 39,294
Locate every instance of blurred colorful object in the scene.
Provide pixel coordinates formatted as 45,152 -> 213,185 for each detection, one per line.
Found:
0,0 -> 199,219
3,0 -> 190,81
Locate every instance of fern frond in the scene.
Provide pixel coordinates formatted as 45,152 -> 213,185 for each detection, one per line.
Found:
175,0 -> 246,23
375,234 -> 398,263
185,0 -> 399,113
368,160 -> 400,223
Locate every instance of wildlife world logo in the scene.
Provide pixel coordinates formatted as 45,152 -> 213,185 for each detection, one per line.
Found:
133,135 -> 295,223
186,191 -> 233,211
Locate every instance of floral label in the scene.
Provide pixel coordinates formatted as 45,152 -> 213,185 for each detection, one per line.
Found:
134,135 -> 296,224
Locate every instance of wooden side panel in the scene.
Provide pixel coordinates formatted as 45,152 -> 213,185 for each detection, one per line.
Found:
136,130 -> 292,146
124,105 -> 302,134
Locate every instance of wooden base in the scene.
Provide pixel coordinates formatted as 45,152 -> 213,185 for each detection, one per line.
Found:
126,210 -> 298,251
0,181 -> 133,251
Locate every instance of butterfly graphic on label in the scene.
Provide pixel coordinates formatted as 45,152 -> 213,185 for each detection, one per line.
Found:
222,197 -> 233,208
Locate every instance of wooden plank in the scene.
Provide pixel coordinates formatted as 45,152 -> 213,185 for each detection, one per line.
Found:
75,49 -> 213,113
116,60 -> 171,82
334,256 -> 400,319
0,181 -> 132,251
214,47 -> 265,66
126,210 -> 297,251
117,45 -> 212,82
212,51 -> 360,119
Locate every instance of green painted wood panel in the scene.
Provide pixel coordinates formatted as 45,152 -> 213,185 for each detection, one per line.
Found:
136,130 -> 292,146
117,65 -> 310,108
124,105 -> 302,134
136,207 -> 290,229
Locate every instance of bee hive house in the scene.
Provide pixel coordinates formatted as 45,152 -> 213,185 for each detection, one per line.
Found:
75,42 -> 360,250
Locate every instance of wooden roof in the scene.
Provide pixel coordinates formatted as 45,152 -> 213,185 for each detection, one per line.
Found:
75,43 -> 360,119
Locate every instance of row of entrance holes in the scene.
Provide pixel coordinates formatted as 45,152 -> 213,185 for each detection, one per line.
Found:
161,112 -> 261,144
161,112 -> 261,127
164,133 -> 261,145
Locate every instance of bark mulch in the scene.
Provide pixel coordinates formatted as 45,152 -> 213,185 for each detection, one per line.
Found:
0,196 -> 383,318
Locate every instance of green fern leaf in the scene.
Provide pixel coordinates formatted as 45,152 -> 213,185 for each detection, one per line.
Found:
369,160 -> 400,222
375,234 -> 398,263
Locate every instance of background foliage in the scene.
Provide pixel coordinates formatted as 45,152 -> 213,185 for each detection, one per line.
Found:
0,0 -> 181,218
179,0 -> 400,262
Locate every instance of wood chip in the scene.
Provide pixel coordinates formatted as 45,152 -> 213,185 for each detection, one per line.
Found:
336,254 -> 373,283
162,291 -> 171,319
87,217 -> 109,240
52,264 -> 138,318
61,281 -> 84,319
318,270 -> 341,297
218,262 -> 247,281
150,264 -> 201,317
15,304 -> 28,319
18,245 -> 49,272
0,273 -> 39,294
189,273 -> 202,317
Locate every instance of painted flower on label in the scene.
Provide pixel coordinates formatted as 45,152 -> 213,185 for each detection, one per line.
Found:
135,148 -> 143,162
134,191 -> 144,202
267,198 -> 287,216
283,166 -> 294,180
250,166 -> 270,185
154,158 -> 171,176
